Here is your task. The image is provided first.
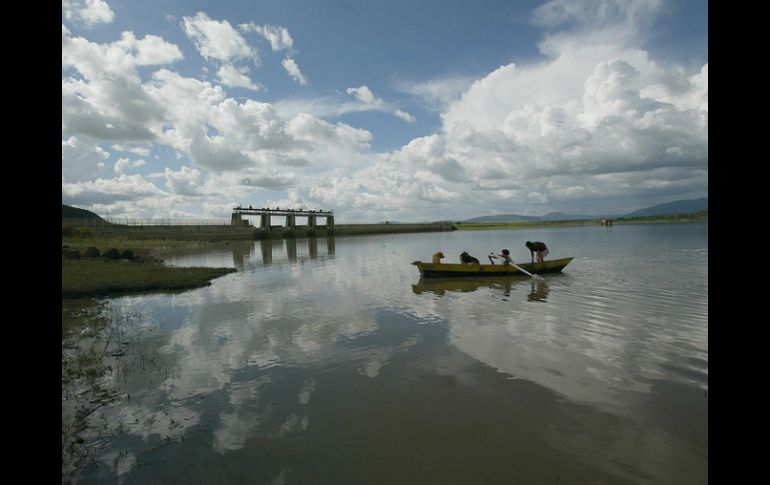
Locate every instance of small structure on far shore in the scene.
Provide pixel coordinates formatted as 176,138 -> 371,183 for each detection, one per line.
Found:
601,218 -> 613,226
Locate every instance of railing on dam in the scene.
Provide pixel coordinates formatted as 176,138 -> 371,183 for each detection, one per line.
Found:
62,217 -> 231,226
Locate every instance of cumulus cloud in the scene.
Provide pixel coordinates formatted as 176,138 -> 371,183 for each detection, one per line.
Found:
217,64 -> 262,90
239,23 -> 293,51
62,136 -> 111,182
62,28 -> 182,142
418,1 -> 707,216
346,86 -> 378,105
164,166 -> 206,196
282,57 -> 308,85
182,12 -> 255,64
62,174 -> 167,207
62,0 -> 114,27
61,0 -> 706,221
114,157 -> 146,175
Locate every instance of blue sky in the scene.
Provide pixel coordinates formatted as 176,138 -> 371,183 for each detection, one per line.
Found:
62,0 -> 708,222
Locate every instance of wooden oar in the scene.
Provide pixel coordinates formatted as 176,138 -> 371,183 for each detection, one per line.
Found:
511,261 -> 544,280
490,252 -> 543,279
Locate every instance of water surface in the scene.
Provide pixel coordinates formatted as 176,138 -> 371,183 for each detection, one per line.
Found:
69,223 -> 708,484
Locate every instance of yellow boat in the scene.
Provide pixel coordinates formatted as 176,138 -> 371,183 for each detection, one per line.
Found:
411,257 -> 573,277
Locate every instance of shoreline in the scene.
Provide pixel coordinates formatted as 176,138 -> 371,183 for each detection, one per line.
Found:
456,214 -> 707,230
62,238 -> 236,300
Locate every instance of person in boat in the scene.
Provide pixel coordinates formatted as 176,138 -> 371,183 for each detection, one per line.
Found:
490,249 -> 513,265
525,241 -> 549,263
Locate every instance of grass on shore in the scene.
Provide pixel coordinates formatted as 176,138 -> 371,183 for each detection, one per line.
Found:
62,258 -> 236,299
61,236 -> 222,259
62,236 -> 237,299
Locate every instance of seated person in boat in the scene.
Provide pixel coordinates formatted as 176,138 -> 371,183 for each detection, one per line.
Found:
525,241 -> 549,263
432,251 -> 445,264
489,249 -> 513,265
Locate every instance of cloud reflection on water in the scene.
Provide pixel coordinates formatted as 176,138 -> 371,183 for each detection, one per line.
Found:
79,227 -> 706,483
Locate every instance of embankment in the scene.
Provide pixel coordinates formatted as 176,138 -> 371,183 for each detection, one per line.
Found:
63,219 -> 456,241
65,223 -> 256,241
334,222 -> 456,236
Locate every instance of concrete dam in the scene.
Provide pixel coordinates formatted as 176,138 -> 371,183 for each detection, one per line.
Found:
63,207 -> 457,241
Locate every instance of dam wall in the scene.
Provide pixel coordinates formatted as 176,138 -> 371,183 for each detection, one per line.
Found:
333,222 -> 456,236
63,220 -> 255,241
63,219 -> 456,241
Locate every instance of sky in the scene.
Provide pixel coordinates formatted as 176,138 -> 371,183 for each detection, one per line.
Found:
62,0 -> 708,223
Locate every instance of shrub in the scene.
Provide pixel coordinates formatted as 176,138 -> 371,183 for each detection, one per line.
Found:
61,225 -> 94,238
84,247 -> 100,258
104,248 -> 120,260
62,247 -> 81,259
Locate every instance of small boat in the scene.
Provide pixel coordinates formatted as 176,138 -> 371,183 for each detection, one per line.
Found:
412,257 -> 573,278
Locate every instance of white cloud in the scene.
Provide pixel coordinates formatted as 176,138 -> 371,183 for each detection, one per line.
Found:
164,166 -> 206,196
281,57 -> 308,85
239,23 -> 293,51
114,157 -> 146,175
62,136 -> 111,182
346,86 -> 380,106
111,144 -> 151,157
434,11 -> 708,205
217,64 -> 262,90
62,28 -> 182,142
396,76 -> 475,111
346,86 -> 416,123
182,12 -> 255,64
62,0 -> 114,27
62,174 -> 167,207
61,0 -> 706,221
393,109 -> 416,123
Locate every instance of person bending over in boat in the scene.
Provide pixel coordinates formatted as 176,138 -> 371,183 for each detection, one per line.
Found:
489,249 -> 513,265
525,241 -> 549,263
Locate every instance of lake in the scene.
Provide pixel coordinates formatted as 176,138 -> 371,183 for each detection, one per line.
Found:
68,223 -> 708,484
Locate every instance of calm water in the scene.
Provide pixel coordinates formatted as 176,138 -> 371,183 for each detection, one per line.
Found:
70,223 -> 708,484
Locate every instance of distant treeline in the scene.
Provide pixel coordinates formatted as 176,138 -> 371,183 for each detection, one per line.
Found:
456,210 -> 707,230
613,210 -> 708,223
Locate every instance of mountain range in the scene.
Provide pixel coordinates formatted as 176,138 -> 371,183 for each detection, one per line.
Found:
463,198 -> 707,223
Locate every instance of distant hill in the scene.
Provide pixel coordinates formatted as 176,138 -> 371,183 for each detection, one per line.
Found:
463,198 -> 707,223
464,214 -> 541,223
62,204 -> 106,221
538,212 -> 598,221
625,198 -> 707,217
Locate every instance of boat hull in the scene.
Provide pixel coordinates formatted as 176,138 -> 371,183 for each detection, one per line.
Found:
412,257 -> 573,277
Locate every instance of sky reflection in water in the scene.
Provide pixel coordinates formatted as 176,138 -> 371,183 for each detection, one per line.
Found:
76,224 -> 707,484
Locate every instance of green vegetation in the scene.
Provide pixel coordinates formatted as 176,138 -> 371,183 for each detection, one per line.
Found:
613,210 -> 708,224
456,219 -> 597,230
62,258 -> 235,298
62,237 -> 236,299
62,236 -> 222,259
